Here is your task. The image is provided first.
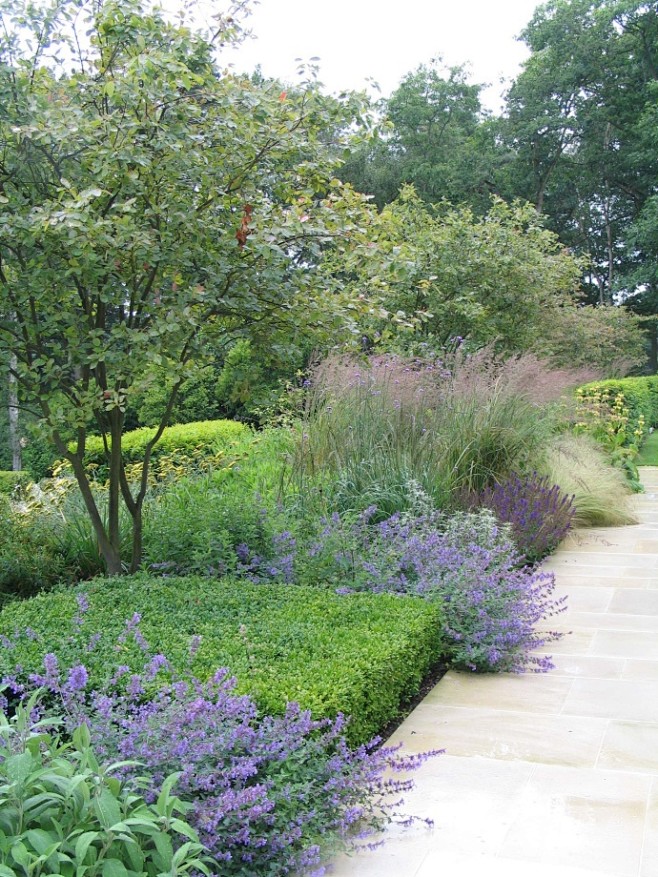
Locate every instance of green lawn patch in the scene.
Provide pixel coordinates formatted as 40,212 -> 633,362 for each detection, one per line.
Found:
0,574 -> 445,745
637,431 -> 658,466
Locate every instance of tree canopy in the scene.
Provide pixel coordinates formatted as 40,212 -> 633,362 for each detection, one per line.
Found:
341,60 -> 503,213
0,0 -> 376,572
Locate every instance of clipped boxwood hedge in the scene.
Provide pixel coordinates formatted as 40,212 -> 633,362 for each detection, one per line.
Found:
0,574 -> 445,745
69,419 -> 250,481
0,470 -> 31,495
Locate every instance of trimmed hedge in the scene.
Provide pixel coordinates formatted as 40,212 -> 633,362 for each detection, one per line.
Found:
0,574 -> 445,745
0,470 -> 31,495
576,376 -> 658,439
68,419 -> 250,481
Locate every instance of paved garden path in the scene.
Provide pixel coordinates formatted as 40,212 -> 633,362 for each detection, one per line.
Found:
329,467 -> 658,877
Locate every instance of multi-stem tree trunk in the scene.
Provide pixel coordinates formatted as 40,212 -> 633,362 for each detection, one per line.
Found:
8,352 -> 21,471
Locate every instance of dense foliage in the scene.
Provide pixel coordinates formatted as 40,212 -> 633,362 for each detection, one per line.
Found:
0,470 -> 29,494
0,576 -> 444,746
572,375 -> 658,488
0,693 -> 212,877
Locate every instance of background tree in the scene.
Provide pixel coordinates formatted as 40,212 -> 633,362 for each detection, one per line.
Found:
326,184 -> 645,370
0,0 -> 376,573
334,186 -> 584,352
500,0 -> 658,306
341,61 -> 503,212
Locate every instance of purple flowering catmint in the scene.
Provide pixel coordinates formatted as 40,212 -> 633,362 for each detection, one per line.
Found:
294,506 -> 565,673
86,632 -> 102,652
65,664 -> 89,692
145,654 -> 169,681
73,593 -> 90,627
118,613 -> 149,651
126,674 -> 144,697
44,652 -> 59,679
7,640 -> 442,877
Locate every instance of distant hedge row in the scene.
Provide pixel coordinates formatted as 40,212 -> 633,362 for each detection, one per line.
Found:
0,470 -> 31,494
0,574 -> 445,746
68,418 -> 251,481
576,376 -> 658,442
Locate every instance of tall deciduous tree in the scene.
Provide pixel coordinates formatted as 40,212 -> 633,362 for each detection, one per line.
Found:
501,0 -> 658,305
0,0 -> 374,573
334,186 -> 579,351
328,185 -> 645,370
341,61 -> 503,212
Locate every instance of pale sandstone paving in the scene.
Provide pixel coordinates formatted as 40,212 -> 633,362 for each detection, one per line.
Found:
327,467 -> 658,877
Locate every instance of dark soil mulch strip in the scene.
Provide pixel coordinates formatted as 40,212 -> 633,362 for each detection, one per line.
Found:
376,659 -> 449,745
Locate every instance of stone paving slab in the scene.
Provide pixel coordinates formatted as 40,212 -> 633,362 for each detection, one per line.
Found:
327,468 -> 658,877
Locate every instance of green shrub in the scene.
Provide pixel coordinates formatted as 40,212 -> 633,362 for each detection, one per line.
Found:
215,339 -> 293,422
0,693 -> 212,877
141,427 -> 297,575
0,470 -> 31,495
543,434 -> 637,527
143,477 -> 278,575
68,419 -> 250,482
571,376 -> 658,488
131,364 -> 222,428
195,425 -> 295,501
575,376 -> 658,439
20,421 -> 61,481
0,496 -> 68,603
0,575 -> 445,746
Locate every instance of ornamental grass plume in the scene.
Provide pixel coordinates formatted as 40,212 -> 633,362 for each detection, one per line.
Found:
544,434 -> 637,527
296,348 -> 593,515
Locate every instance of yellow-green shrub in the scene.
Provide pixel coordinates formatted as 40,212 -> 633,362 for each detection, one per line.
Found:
575,376 -> 658,443
0,470 -> 31,495
0,574 -> 445,746
67,419 -> 251,483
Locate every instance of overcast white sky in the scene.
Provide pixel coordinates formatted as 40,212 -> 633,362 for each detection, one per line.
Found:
222,0 -> 544,112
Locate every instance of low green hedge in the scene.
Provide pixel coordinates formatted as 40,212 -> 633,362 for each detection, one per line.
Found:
0,574 -> 445,745
0,470 -> 31,495
68,419 -> 250,481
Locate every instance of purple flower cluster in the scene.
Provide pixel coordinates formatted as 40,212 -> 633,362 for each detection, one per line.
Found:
471,473 -> 576,563
15,649 -> 440,876
272,508 -> 566,673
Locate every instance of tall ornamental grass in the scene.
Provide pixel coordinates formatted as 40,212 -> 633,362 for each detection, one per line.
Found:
296,350 -> 592,515
544,434 -> 637,527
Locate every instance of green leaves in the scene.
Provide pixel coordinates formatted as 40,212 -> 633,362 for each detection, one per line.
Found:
336,186 -> 585,354
0,695 -> 215,876
0,0 -> 377,572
